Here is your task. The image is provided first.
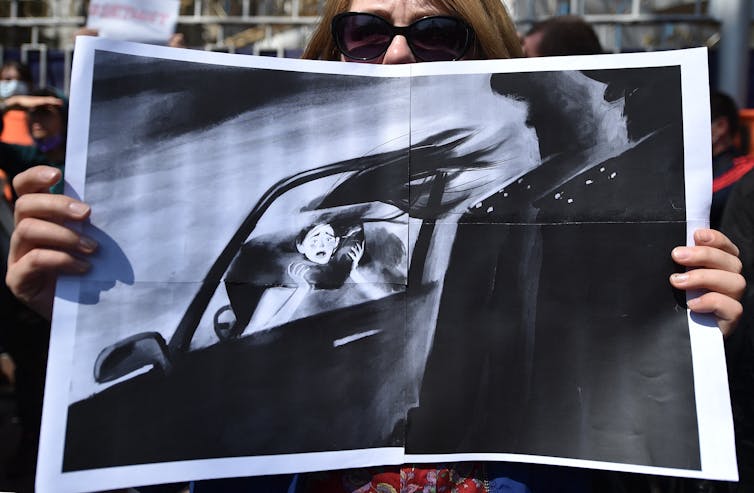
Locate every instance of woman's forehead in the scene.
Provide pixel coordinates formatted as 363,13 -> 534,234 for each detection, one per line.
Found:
347,0 -> 450,20
0,66 -> 19,79
30,106 -> 61,119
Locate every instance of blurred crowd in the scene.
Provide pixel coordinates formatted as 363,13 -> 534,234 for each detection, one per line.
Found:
1,13 -> 753,493
0,57 -> 67,493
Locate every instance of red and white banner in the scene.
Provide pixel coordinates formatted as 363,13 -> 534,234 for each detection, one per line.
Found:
86,0 -> 180,44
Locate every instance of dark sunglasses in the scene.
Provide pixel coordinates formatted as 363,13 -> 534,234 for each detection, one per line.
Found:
331,12 -> 474,62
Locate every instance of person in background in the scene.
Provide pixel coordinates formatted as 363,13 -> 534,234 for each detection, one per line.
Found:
711,91 -> 754,229
0,60 -> 35,146
24,89 -> 66,194
521,15 -> 603,57
720,136 -> 754,493
0,61 -> 32,103
0,60 -> 63,150
0,88 -> 64,492
0,169 -> 14,392
0,88 -> 65,198
0,161 -> 49,491
5,0 -> 747,492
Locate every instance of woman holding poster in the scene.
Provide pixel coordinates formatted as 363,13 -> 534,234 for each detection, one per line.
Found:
5,0 -> 745,492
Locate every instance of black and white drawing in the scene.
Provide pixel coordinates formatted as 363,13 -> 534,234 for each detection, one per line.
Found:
36,38 -> 734,492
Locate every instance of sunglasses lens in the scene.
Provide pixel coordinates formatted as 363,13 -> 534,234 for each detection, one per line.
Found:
410,17 -> 470,61
335,14 -> 393,60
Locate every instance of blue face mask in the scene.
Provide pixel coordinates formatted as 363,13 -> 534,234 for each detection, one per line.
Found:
0,79 -> 29,99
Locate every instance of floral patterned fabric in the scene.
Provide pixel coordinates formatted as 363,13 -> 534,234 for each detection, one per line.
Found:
187,462 -> 562,493
301,464 -> 488,493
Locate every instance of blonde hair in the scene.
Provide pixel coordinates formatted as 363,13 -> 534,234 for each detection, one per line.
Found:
301,0 -> 523,61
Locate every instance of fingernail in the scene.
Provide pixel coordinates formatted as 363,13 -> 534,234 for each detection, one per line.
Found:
687,297 -> 700,307
696,230 -> 712,243
39,167 -> 59,182
78,236 -> 98,252
671,273 -> 689,283
73,260 -> 91,273
68,202 -> 90,216
672,247 -> 690,261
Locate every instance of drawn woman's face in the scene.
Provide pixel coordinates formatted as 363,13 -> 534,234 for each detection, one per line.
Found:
297,224 -> 340,264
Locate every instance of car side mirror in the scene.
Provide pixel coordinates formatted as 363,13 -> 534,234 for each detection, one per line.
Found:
94,332 -> 172,383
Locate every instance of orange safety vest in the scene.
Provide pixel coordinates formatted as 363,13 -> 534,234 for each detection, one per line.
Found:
0,168 -> 12,203
0,109 -> 33,146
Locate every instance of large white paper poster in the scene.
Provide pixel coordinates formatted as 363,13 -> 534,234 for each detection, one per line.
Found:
86,0 -> 180,44
36,37 -> 735,492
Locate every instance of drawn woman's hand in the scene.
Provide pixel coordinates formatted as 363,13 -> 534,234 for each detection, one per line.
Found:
287,262 -> 311,290
347,242 -> 365,270
263,262 -> 312,330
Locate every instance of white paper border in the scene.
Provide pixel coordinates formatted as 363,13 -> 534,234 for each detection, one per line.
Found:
37,42 -> 736,491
